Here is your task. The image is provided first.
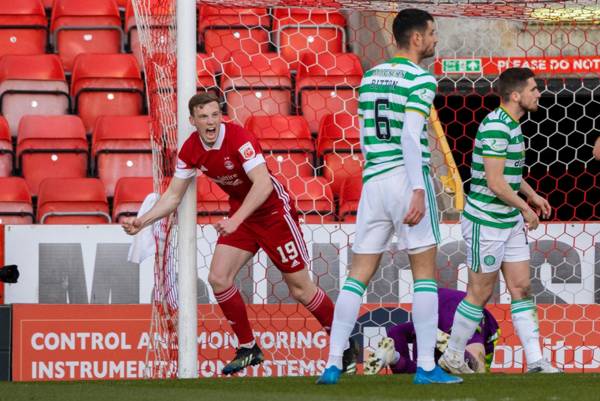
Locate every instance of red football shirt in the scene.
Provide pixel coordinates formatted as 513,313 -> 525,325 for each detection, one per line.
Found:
175,122 -> 286,216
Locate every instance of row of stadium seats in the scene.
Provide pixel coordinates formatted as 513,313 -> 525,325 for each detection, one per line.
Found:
1,1 -> 349,73
0,113 -> 362,198
0,53 -> 143,135
0,175 -> 362,224
0,51 -> 360,135
200,51 -> 362,131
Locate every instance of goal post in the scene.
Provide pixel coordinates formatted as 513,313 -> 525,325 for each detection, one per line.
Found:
176,0 -> 198,379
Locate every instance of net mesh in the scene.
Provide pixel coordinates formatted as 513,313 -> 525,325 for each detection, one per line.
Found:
132,0 -> 600,378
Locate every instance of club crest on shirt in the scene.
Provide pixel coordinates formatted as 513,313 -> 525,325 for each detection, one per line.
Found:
239,141 -> 256,160
416,88 -> 435,104
223,157 -> 234,170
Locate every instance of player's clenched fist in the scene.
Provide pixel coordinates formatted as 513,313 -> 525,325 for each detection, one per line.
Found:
521,207 -> 539,231
214,217 -> 241,236
122,217 -> 143,235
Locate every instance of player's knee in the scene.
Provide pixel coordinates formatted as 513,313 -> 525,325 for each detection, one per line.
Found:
509,282 -> 531,300
289,285 -> 312,304
468,283 -> 493,305
207,271 -> 234,293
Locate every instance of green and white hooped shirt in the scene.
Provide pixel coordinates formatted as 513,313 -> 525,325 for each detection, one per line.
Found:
463,107 -> 525,229
358,56 -> 437,183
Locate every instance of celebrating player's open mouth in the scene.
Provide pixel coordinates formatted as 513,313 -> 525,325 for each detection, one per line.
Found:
203,126 -> 218,143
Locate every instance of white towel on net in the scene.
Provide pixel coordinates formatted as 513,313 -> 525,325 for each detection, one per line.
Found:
127,192 -> 161,264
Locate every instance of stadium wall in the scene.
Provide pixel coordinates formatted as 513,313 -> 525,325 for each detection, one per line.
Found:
9,303 -> 600,381
349,14 -> 600,67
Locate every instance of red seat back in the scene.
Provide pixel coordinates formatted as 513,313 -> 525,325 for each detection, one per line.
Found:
37,177 -> 110,224
0,116 -> 12,176
17,115 -> 88,195
92,115 -> 152,196
0,0 -> 47,56
112,176 -> 154,223
317,112 -> 360,155
338,176 -> 363,222
0,176 -> 33,224
272,8 -> 346,71
0,54 -> 65,82
285,176 -> 335,223
71,53 -> 144,132
51,0 -> 122,71
222,52 -> 292,125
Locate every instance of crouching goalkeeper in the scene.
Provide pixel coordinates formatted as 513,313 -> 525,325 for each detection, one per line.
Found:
365,288 -> 499,374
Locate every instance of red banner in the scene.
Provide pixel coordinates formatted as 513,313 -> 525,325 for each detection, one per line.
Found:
11,303 -> 600,381
434,56 -> 600,75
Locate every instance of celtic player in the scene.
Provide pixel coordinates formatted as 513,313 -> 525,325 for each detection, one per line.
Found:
317,8 -> 461,385
439,68 -> 561,374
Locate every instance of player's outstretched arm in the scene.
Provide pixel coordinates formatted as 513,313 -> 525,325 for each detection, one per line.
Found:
122,176 -> 193,235
214,163 -> 273,236
483,157 -> 539,230
519,179 -> 551,219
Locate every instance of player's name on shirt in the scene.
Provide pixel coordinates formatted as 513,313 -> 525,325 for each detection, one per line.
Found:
358,56 -> 437,183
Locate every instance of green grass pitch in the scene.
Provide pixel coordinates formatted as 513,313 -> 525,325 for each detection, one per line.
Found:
2,374 -> 600,401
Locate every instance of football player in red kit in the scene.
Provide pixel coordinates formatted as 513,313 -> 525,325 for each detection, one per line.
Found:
122,92 -> 357,375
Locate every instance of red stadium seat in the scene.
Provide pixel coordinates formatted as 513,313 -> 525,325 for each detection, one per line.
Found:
221,52 -> 292,126
0,1 -> 47,57
273,8 -> 346,71
50,0 -> 123,72
338,176 -> 362,223
245,115 -> 314,178
112,176 -> 154,223
0,54 -> 70,136
285,176 -> 335,223
71,53 -> 144,133
0,116 -> 12,176
41,0 -> 54,10
92,115 -> 152,197
199,6 -> 270,63
296,52 -> 362,133
17,115 -> 88,196
0,177 -> 33,224
197,53 -> 219,94
317,112 -> 363,197
197,174 -> 229,224
37,177 -> 110,224
317,112 -> 361,154
125,0 -> 171,68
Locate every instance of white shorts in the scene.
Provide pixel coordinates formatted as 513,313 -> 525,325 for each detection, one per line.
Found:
352,167 -> 440,254
461,214 -> 530,273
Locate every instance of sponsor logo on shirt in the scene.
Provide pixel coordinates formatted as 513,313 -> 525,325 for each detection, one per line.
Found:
482,138 -> 508,152
224,158 -> 234,170
239,141 -> 256,160
213,174 -> 243,186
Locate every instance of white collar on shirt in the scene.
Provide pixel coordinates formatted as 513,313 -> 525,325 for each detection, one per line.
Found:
200,123 -> 225,151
